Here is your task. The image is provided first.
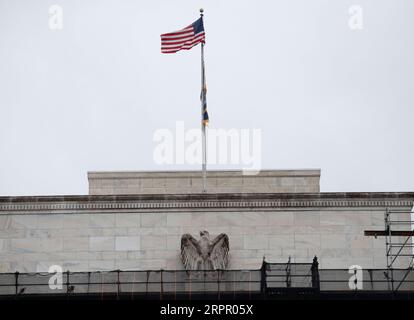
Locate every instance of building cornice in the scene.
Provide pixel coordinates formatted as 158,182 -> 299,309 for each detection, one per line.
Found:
87,169 -> 322,179
0,192 -> 412,214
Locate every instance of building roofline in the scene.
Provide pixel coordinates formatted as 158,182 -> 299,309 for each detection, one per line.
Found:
87,169 -> 322,179
0,192 -> 413,203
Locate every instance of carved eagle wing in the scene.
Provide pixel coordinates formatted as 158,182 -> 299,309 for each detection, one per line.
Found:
209,233 -> 229,270
181,233 -> 202,271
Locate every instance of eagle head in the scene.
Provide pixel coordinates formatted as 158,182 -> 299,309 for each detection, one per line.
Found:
199,230 -> 210,238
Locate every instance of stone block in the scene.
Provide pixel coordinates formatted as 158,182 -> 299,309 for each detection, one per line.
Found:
244,235 -> 268,249
115,236 -> 140,251
267,226 -> 296,235
27,229 -> 52,239
191,212 -> 205,227
115,214 -> 141,227
220,212 -> 245,227
320,234 -> 348,249
320,257 -> 374,269
320,210 -> 371,226
244,212 -> 269,226
370,211 -> 386,226
294,234 -> 321,249
24,252 -> 54,263
62,261 -> 89,272
216,177 -> 243,187
36,260 -> 67,275
242,258 -> 262,269
166,213 -> 192,227
63,214 -> 90,228
10,238 -> 63,253
373,238 -> 386,249
372,256 -> 387,269
142,250 -> 175,260
293,225 -> 321,234
268,212 -> 294,226
42,238 -> 64,252
113,228 -> 129,236
230,236 -> 244,250
101,252 -> 128,260
227,258 -> 244,269
11,215 -> 37,229
89,260 -> 115,271
345,234 -> 373,249
36,261 -> 63,273
0,262 -> 11,273
52,251 -> 97,261
263,250 -> 284,261
37,215 -> 63,229
63,237 -> 89,251
141,235 -> 167,250
320,248 -> 353,259
166,235 -> 181,250
294,212 -> 320,226
204,212 -> 219,226
269,234 -> 294,249
115,260 -> 140,270
281,248 -> 309,259
0,252 -> 24,263
141,213 -> 166,227
127,251 -> 143,260
0,216 -> 11,230
140,259 -> 167,270
230,249 -> 256,260
166,258 -> 182,270
11,261 -> 38,272
89,237 -> 115,251
89,214 -> 115,228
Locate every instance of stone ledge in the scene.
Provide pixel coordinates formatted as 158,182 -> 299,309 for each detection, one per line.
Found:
0,192 -> 413,214
88,169 -> 321,179
1,192 -> 413,203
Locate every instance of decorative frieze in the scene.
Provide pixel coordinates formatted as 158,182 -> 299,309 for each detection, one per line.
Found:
0,193 -> 412,215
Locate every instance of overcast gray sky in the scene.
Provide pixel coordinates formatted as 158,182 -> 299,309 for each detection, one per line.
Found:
0,0 -> 413,196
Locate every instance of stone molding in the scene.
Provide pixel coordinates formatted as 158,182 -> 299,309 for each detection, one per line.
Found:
88,169 -> 322,179
0,193 -> 413,214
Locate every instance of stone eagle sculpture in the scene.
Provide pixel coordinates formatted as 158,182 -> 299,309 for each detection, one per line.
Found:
181,231 -> 229,271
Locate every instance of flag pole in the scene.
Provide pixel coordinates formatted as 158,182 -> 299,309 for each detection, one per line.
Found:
200,8 -> 207,193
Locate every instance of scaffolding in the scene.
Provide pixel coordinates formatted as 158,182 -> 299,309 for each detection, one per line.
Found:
365,208 -> 414,291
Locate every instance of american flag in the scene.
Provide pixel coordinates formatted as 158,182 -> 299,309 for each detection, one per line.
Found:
161,17 -> 205,54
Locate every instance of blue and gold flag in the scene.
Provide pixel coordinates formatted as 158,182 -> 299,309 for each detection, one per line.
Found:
201,81 -> 209,125
201,42 -> 209,126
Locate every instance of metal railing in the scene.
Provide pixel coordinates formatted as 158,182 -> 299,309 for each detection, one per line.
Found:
0,269 -> 263,298
0,260 -> 413,298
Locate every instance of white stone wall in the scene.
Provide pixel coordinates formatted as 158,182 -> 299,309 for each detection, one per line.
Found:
88,170 -> 321,195
0,209 -> 409,273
